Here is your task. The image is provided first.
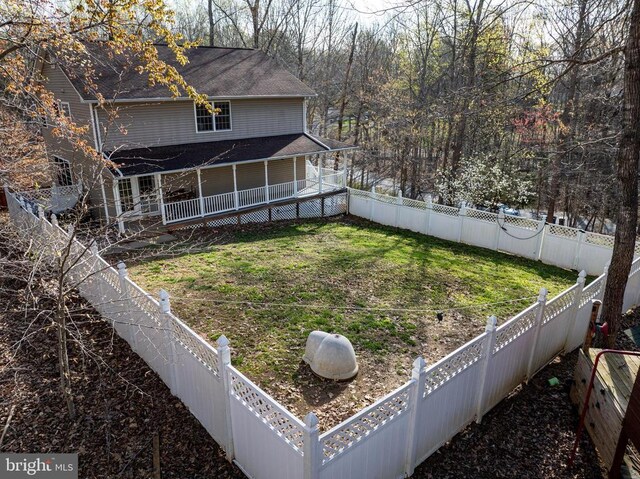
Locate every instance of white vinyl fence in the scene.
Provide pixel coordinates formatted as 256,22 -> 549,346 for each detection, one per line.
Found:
347,187 -> 630,276
6,185 -> 640,479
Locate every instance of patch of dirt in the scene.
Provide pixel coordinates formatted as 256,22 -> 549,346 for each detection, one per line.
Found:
0,291 -> 242,478
264,310 -> 478,429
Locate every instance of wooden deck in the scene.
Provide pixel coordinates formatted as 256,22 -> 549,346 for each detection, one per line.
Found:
571,349 -> 640,469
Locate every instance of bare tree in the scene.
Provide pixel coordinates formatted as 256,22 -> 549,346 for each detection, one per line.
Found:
599,0 -> 640,346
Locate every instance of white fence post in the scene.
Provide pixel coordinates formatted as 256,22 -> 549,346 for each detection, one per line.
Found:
563,271 -> 586,352
573,231 -> 586,270
369,186 -> 376,221
458,203 -> 466,243
494,211 -> 504,251
424,195 -> 432,235
395,190 -> 402,227
599,262 -> 610,301
596,262 -> 610,322
117,262 -> 137,350
526,288 -> 548,381
217,335 -> 235,461
476,315 -> 497,423
159,289 -> 179,395
90,243 -> 105,312
303,412 -> 321,479
405,356 -> 426,477
534,221 -> 546,260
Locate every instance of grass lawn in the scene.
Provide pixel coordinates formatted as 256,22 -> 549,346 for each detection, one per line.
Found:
128,218 -> 583,427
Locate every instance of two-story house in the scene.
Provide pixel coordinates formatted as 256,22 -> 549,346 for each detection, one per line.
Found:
37,43 -> 355,232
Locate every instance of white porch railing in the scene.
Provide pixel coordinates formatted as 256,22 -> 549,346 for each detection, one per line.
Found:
17,184 -> 81,214
162,171 -> 346,225
204,191 -> 235,215
238,185 -> 267,208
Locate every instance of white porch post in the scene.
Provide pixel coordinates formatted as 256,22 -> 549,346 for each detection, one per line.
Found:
264,160 -> 270,203
318,154 -> 323,194
99,171 -> 110,222
157,174 -> 166,225
232,164 -> 239,209
342,152 -> 349,188
293,157 -> 298,197
197,168 -> 205,216
113,180 -> 125,234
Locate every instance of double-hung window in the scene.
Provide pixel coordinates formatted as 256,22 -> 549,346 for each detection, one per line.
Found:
195,101 -> 232,132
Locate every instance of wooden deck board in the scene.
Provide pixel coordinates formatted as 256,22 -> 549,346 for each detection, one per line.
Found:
588,349 -> 640,414
572,349 -> 640,469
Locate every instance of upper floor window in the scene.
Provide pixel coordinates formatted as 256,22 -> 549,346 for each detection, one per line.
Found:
195,101 -> 232,132
59,101 -> 71,118
52,156 -> 73,186
43,101 -> 70,128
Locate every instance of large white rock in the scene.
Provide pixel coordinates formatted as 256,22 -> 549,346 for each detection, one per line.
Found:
303,331 -> 358,380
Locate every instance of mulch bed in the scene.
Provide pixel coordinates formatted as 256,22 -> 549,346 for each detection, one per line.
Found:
414,308 -> 640,479
0,291 -> 243,478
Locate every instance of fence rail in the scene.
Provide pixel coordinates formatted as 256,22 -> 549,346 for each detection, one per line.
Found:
5,184 -> 640,479
348,187 -> 631,276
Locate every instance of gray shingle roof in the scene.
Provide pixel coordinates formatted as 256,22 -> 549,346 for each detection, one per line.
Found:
62,43 -> 316,101
108,133 -> 356,176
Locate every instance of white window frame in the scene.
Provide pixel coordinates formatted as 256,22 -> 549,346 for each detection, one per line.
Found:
59,101 -> 71,118
117,175 -> 161,217
193,100 -> 232,133
52,155 -> 73,187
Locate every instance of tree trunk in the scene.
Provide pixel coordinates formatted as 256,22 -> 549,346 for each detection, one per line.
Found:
546,0 -> 588,222
449,0 -> 484,178
208,0 -> 215,46
600,0 -> 640,347
56,275 -> 75,419
337,23 -> 358,143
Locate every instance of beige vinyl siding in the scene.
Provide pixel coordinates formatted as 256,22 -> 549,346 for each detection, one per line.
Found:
41,62 -> 95,159
267,158 -> 295,184
169,157 -> 301,198
40,60 -> 113,220
235,162 -> 266,190
200,166 -> 234,196
97,98 -> 304,150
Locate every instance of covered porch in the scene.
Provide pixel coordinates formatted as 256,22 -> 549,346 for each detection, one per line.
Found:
107,134 -> 355,232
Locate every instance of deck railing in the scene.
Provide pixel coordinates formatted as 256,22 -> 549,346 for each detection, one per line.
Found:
162,171 -> 346,225
17,183 -> 81,213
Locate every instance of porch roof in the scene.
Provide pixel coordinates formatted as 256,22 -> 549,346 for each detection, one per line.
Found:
108,133 -> 356,177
